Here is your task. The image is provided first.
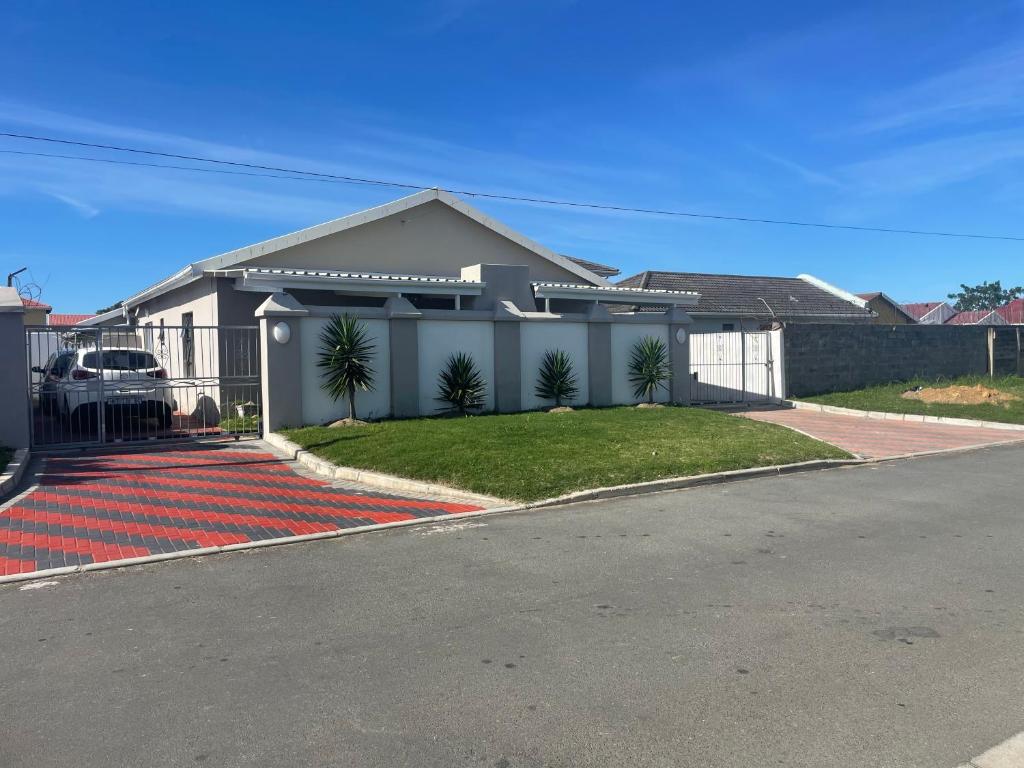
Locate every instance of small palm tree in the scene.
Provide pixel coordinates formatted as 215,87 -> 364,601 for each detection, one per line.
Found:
436,352 -> 486,415
317,313 -> 375,421
628,336 -> 671,404
535,349 -> 579,408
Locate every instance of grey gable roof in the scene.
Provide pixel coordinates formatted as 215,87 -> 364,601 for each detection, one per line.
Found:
564,255 -> 620,278
617,271 -> 874,319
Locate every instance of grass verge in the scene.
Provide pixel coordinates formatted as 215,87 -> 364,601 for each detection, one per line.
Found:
282,406 -> 849,502
800,375 -> 1024,425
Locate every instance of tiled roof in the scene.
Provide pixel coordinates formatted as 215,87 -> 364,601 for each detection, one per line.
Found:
616,271 -> 873,318
564,256 -> 620,278
856,292 -> 882,301
902,301 -> 946,320
21,297 -> 52,311
996,299 -> 1024,324
49,313 -> 97,327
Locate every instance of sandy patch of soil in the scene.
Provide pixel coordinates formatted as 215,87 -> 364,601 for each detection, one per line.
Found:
901,384 -> 1020,406
327,418 -> 370,427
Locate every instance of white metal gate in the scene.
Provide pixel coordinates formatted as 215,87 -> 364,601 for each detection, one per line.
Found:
689,330 -> 775,404
26,324 -> 261,450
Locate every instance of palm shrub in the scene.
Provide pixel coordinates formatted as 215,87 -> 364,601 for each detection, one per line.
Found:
436,352 -> 486,415
628,335 -> 671,404
535,349 -> 579,408
317,313 -> 375,421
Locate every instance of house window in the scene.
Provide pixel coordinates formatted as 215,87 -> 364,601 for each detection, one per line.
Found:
722,323 -> 735,331
181,312 -> 195,377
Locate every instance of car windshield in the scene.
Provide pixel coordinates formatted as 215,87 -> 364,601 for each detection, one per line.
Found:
81,350 -> 160,371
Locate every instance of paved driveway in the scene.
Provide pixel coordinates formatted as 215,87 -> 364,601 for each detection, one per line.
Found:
742,406 -> 1024,458
0,442 -> 483,578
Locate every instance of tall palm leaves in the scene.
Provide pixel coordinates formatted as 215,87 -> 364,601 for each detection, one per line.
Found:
436,352 -> 486,415
317,314 -> 375,421
535,349 -> 579,408
628,336 -> 671,404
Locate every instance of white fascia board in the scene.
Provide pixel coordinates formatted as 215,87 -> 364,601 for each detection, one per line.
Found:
122,264 -> 202,309
237,268 -> 485,296
75,306 -> 128,326
532,281 -> 699,306
798,273 -> 869,308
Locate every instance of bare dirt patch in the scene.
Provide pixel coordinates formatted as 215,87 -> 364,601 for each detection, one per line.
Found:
901,384 -> 1020,407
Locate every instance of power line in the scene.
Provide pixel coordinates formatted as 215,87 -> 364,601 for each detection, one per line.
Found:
2,130 -> 1023,243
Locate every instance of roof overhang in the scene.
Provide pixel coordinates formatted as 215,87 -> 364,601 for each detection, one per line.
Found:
76,305 -> 128,326
532,281 -> 699,307
231,267 -> 486,297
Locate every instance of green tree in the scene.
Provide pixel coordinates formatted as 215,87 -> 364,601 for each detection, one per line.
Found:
316,313 -> 375,422
628,336 -> 671,404
948,281 -> 1023,311
535,349 -> 579,408
436,352 -> 486,415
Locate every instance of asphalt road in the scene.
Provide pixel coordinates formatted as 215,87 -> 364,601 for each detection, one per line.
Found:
3,444 -> 1023,768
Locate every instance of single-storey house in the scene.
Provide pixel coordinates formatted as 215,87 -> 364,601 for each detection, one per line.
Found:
81,189 -> 688,331
996,299 -> 1024,325
855,292 -> 917,324
21,297 -> 51,325
945,309 -> 1008,326
902,301 -> 957,325
614,271 -> 874,330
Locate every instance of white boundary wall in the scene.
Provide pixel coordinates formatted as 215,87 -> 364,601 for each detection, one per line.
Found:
301,317 -> 392,424
417,320 -> 495,415
610,323 -> 671,404
520,321 -> 589,410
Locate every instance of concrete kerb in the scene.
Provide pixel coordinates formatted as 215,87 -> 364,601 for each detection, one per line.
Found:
0,448 -> 30,498
260,431 -> 509,507
786,399 -> 1024,432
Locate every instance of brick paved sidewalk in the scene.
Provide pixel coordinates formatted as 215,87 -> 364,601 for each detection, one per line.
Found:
0,443 -> 483,578
742,407 -> 1024,459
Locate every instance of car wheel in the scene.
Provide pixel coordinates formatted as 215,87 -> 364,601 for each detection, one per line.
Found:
157,405 -> 173,429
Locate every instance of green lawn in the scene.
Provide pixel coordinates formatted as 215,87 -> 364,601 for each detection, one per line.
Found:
801,375 -> 1024,425
0,447 -> 11,475
282,406 -> 849,502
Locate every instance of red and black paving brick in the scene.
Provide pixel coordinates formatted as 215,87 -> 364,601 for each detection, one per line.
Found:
742,407 -> 1024,459
0,443 -> 483,577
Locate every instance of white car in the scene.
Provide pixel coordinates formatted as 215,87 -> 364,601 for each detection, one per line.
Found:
36,347 -> 175,429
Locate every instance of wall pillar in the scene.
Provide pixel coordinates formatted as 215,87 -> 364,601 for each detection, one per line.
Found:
586,303 -> 613,407
256,293 -> 308,432
384,297 -> 421,418
665,307 -> 693,405
0,287 -> 29,449
493,304 -> 522,413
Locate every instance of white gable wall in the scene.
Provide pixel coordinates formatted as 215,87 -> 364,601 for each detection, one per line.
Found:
244,200 -> 587,283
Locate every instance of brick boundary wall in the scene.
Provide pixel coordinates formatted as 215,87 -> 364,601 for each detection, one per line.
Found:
783,323 -> 1022,397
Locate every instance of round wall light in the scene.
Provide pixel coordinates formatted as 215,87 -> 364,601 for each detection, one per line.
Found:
273,321 -> 291,345
675,327 -> 688,345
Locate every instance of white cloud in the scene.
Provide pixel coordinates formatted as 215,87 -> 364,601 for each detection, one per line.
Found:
46,192 -> 99,218
855,42 -> 1024,134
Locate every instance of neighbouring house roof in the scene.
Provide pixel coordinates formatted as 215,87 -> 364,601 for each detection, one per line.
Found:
996,299 -> 1024,325
21,297 -> 52,312
856,292 -> 918,323
121,189 -> 611,310
945,309 -> 1008,326
902,301 -> 953,322
49,313 -> 97,327
564,256 -> 620,278
615,271 -> 874,319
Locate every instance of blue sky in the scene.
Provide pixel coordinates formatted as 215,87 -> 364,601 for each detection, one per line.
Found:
2,1 -> 1023,312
